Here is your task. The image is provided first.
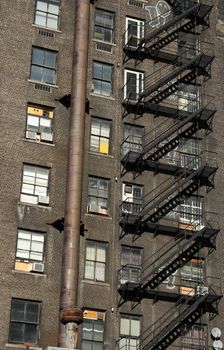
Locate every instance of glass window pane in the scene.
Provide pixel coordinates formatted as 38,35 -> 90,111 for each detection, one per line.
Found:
32,48 -> 44,65
93,63 -> 103,79
32,234 -> 44,242
92,342 -> 103,350
103,65 -> 112,81
131,319 -> 140,337
86,244 -> 96,260
18,231 -> 31,240
25,302 -> 39,323
35,12 -> 46,26
44,51 -> 56,68
93,79 -> 102,95
85,261 -> 95,279
43,68 -> 55,84
11,300 -> 25,321
90,136 -> 100,152
120,318 -> 130,335
82,340 -> 92,350
24,165 -> 36,177
16,250 -> 30,259
48,3 -> 59,15
9,322 -> 24,342
22,183 -> 35,194
17,238 -> 31,251
93,321 -> 104,342
24,324 -> 38,343
27,115 -> 39,127
36,167 -> 49,179
31,65 -> 43,82
96,246 -> 106,262
95,262 -> 105,281
34,186 -> 47,196
101,81 -> 111,96
91,119 -> 101,135
30,252 -> 43,261
31,241 -> 44,253
36,0 -> 48,11
83,320 -> 93,340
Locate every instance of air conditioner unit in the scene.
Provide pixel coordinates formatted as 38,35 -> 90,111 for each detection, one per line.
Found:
38,195 -> 49,205
41,132 -> 53,142
99,207 -> 108,215
196,285 -> 209,296
20,194 -> 38,205
88,203 -> 99,213
32,262 -> 44,273
26,131 -> 36,140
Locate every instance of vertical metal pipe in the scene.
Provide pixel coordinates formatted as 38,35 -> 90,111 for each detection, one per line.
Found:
58,0 -> 90,347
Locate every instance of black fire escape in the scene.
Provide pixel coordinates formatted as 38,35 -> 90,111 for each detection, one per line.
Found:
118,1 -> 222,349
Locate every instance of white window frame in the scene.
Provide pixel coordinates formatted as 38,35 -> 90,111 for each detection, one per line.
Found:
124,69 -> 144,101
26,105 -> 54,143
90,117 -> 111,155
179,196 -> 203,225
125,17 -> 144,48
16,229 -> 45,263
122,183 -> 143,215
87,176 -> 109,214
119,315 -> 141,350
34,0 -> 60,30
84,241 -> 107,282
20,164 -> 50,206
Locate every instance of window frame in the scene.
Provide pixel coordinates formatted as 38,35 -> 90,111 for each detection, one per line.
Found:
34,0 -> 60,30
121,183 -> 143,215
120,246 -> 142,284
122,123 -> 144,156
26,104 -> 54,143
179,196 -> 203,225
124,69 -> 144,101
92,61 -> 113,97
89,117 -> 111,155
84,240 -> 107,282
94,9 -> 115,43
30,47 -> 57,86
125,17 -> 144,48
181,324 -> 206,349
8,299 -> 41,344
119,314 -> 141,350
20,164 -> 50,206
181,259 -> 204,283
82,309 -> 105,350
87,176 -> 110,214
15,229 -> 45,263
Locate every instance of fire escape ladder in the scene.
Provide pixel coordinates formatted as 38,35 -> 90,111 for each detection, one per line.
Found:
141,293 -> 220,350
142,227 -> 216,291
141,3 -> 200,48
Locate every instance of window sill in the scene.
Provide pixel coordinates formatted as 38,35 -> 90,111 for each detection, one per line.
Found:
6,344 -> 41,350
92,39 -> 117,47
85,212 -> 112,220
89,93 -> 115,101
82,279 -> 110,287
22,138 -> 55,147
12,269 -> 47,278
28,79 -> 59,89
88,151 -> 114,159
18,201 -> 51,210
32,24 -> 62,33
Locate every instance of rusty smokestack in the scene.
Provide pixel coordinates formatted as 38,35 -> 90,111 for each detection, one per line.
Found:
58,0 -> 90,348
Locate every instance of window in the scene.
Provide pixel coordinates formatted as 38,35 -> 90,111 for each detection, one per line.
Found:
34,0 -> 60,30
8,299 -> 41,344
181,259 -> 204,283
179,196 -> 203,225
125,17 -> 144,48
92,62 -> 113,97
90,118 -> 111,155
26,104 -> 53,142
178,32 -> 200,60
122,124 -> 144,156
121,183 -> 143,215
119,315 -> 140,350
124,69 -> 144,101
82,309 -> 105,350
30,47 -> 57,85
15,229 -> 45,273
87,176 -> 109,214
179,138 -> 201,169
120,246 -> 142,284
94,9 -> 114,43
182,324 -> 206,350
84,241 -> 107,282
20,164 -> 50,205
179,84 -> 200,113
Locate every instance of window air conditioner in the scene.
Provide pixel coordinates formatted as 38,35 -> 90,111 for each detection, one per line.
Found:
26,131 -> 36,140
41,132 -> 53,142
32,262 -> 44,273
88,203 -> 99,213
38,195 -> 50,205
98,207 -> 108,215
